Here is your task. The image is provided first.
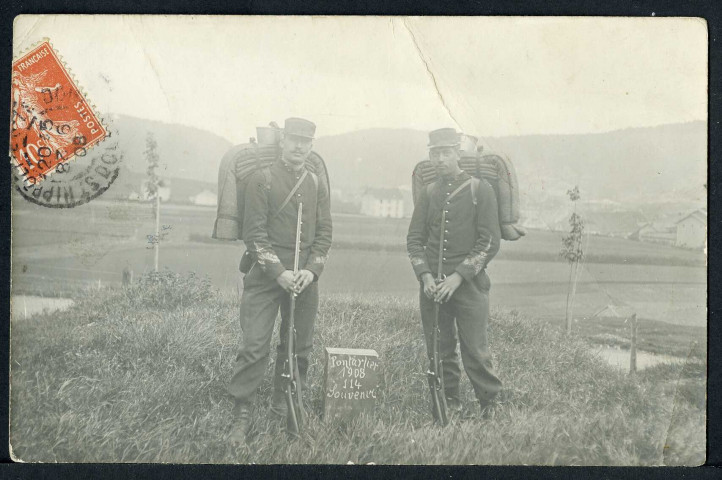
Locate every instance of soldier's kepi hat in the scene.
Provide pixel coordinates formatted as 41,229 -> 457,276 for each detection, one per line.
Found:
428,128 -> 461,148
284,117 -> 316,139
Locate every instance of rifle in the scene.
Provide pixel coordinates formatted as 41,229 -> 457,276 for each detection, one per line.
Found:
284,201 -> 306,437
427,208 -> 449,426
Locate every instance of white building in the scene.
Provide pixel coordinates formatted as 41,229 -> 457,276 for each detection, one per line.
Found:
636,221 -> 676,246
361,188 -> 405,218
189,189 -> 217,207
675,209 -> 706,249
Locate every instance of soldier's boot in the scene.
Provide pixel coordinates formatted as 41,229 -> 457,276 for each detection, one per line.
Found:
478,397 -> 497,420
446,396 -> 463,415
445,388 -> 462,415
228,401 -> 252,445
269,389 -> 286,418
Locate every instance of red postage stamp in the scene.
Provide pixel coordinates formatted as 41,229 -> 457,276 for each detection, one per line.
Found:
10,41 -> 107,185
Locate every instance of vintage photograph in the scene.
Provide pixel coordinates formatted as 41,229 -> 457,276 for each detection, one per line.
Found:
9,15 -> 707,464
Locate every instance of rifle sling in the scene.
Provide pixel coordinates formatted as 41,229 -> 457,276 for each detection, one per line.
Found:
243,170 -> 308,273
447,178 -> 473,202
273,170 -> 308,220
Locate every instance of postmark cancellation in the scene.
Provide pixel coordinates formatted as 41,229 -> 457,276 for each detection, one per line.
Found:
10,40 -> 120,208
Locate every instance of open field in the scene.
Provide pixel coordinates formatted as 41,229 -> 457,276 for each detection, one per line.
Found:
11,198 -> 707,357
330,213 -> 707,266
13,197 -> 706,266
9,278 -> 705,465
12,241 -> 707,327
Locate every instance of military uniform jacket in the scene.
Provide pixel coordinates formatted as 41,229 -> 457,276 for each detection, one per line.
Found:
407,171 -> 500,282
243,159 -> 333,280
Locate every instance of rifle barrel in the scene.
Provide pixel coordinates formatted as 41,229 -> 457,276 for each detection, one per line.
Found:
285,201 -> 305,436
293,202 -> 303,275
437,209 -> 446,281
430,209 -> 449,426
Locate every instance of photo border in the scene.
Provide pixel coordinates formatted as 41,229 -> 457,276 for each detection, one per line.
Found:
0,1 -> 717,478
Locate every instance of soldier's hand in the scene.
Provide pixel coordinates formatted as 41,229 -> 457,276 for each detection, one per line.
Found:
435,273 -> 463,303
421,273 -> 437,299
294,269 -> 315,293
276,270 -> 296,293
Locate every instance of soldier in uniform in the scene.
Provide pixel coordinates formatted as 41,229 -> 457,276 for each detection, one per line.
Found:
406,127 -> 503,417
228,117 -> 332,441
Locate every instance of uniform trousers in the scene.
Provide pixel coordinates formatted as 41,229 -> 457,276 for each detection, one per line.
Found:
228,263 -> 318,406
419,271 -> 502,404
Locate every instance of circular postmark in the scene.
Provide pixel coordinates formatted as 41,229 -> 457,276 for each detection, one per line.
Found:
11,125 -> 122,208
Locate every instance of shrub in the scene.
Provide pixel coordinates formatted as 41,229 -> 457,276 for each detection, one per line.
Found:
122,269 -> 214,310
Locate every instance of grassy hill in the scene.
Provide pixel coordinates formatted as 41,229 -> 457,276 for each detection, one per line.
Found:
10,274 -> 705,465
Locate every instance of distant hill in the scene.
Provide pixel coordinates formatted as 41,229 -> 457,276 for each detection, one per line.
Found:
491,122 -> 707,206
109,115 -> 706,214
312,128 -> 430,195
313,122 -> 707,206
108,114 -> 233,184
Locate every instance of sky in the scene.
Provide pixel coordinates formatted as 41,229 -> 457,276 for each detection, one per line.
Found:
13,15 -> 708,144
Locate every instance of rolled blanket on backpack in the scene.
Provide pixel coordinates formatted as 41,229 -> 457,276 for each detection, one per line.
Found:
212,144 -> 250,240
213,141 -> 329,241
212,142 -> 279,240
411,151 -> 525,241
482,154 -> 526,241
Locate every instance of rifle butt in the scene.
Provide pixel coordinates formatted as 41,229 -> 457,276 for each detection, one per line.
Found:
285,385 -> 300,437
430,303 -> 449,426
427,374 -> 449,426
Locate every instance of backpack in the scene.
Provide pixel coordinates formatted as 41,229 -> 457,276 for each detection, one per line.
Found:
411,151 -> 526,241
212,139 -> 330,241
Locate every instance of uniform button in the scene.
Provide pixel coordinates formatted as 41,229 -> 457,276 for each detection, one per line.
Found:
444,210 -> 449,214
444,239 -> 448,243
445,220 -> 449,224
446,202 -> 450,205
442,257 -> 447,261
444,229 -> 449,233
448,183 -> 452,186
443,248 -> 447,251
297,193 -> 302,196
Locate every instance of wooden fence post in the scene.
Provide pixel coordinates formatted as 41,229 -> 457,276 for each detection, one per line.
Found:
122,266 -> 133,286
629,313 -> 638,375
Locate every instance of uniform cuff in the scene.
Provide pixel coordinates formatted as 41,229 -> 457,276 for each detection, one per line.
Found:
305,263 -> 324,280
413,263 -> 432,280
263,262 -> 287,280
305,254 -> 328,280
454,264 -> 477,283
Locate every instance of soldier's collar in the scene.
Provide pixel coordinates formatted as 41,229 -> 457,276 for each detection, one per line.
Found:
277,157 -> 306,173
441,170 -> 468,182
